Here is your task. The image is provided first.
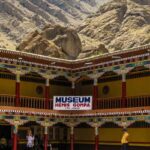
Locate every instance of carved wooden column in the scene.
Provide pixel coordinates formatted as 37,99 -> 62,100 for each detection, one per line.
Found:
13,125 -> 18,150
44,126 -> 48,150
70,126 -> 74,150
122,73 -> 127,107
15,73 -> 20,107
45,78 -> 50,109
93,78 -> 98,109
95,126 -> 99,150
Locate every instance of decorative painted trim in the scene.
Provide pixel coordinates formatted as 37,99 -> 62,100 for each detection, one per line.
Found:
0,57 -> 149,82
0,45 -> 149,64
0,110 -> 150,129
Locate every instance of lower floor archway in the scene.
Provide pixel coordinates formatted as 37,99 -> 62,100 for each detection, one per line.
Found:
0,115 -> 150,150
0,120 -> 12,150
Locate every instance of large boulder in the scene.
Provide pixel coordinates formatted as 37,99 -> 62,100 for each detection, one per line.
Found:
17,25 -> 82,59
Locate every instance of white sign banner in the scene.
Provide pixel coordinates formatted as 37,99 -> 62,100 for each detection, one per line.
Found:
53,96 -> 93,110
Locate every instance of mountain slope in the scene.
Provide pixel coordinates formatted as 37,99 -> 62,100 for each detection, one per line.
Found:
0,0 -> 103,49
79,0 -> 150,52
0,0 -> 149,59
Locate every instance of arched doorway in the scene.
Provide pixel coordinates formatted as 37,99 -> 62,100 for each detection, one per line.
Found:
51,76 -> 72,97
0,119 -> 12,150
75,122 -> 93,150
76,76 -> 93,96
52,122 -> 69,150
100,122 -> 121,150
127,121 -> 150,150
19,121 -> 42,150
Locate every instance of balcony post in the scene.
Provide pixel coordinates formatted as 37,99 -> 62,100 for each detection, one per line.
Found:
45,78 -> 50,109
13,125 -> 18,150
15,73 -> 20,107
72,81 -> 75,95
122,73 -> 127,107
44,126 -> 48,150
95,126 -> 99,150
70,126 -> 74,150
93,78 -> 98,109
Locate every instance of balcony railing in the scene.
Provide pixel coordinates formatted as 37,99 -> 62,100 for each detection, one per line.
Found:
96,95 -> 150,109
0,94 -> 53,109
0,94 -> 150,110
0,94 -> 15,106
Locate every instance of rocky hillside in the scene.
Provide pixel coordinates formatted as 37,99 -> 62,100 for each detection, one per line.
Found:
0,0 -> 105,49
0,0 -> 149,59
17,25 -> 82,60
79,0 -> 150,52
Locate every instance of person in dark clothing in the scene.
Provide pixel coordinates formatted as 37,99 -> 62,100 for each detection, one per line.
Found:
34,135 -> 41,150
0,137 -> 7,150
7,139 -> 12,150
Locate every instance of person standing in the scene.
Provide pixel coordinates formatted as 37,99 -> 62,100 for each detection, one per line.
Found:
0,136 -> 7,150
26,130 -> 34,150
34,135 -> 42,150
121,128 -> 129,150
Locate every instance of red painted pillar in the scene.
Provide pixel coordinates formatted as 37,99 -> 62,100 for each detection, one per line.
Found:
70,126 -> 74,150
95,127 -> 99,150
72,81 -> 75,95
122,73 -> 126,108
13,125 -> 18,150
15,74 -> 20,107
44,126 -> 48,150
45,78 -> 50,109
93,78 -> 98,109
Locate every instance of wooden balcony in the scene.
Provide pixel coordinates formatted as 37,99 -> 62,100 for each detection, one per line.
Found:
0,94 -> 53,109
96,95 -> 150,109
0,94 -> 150,111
